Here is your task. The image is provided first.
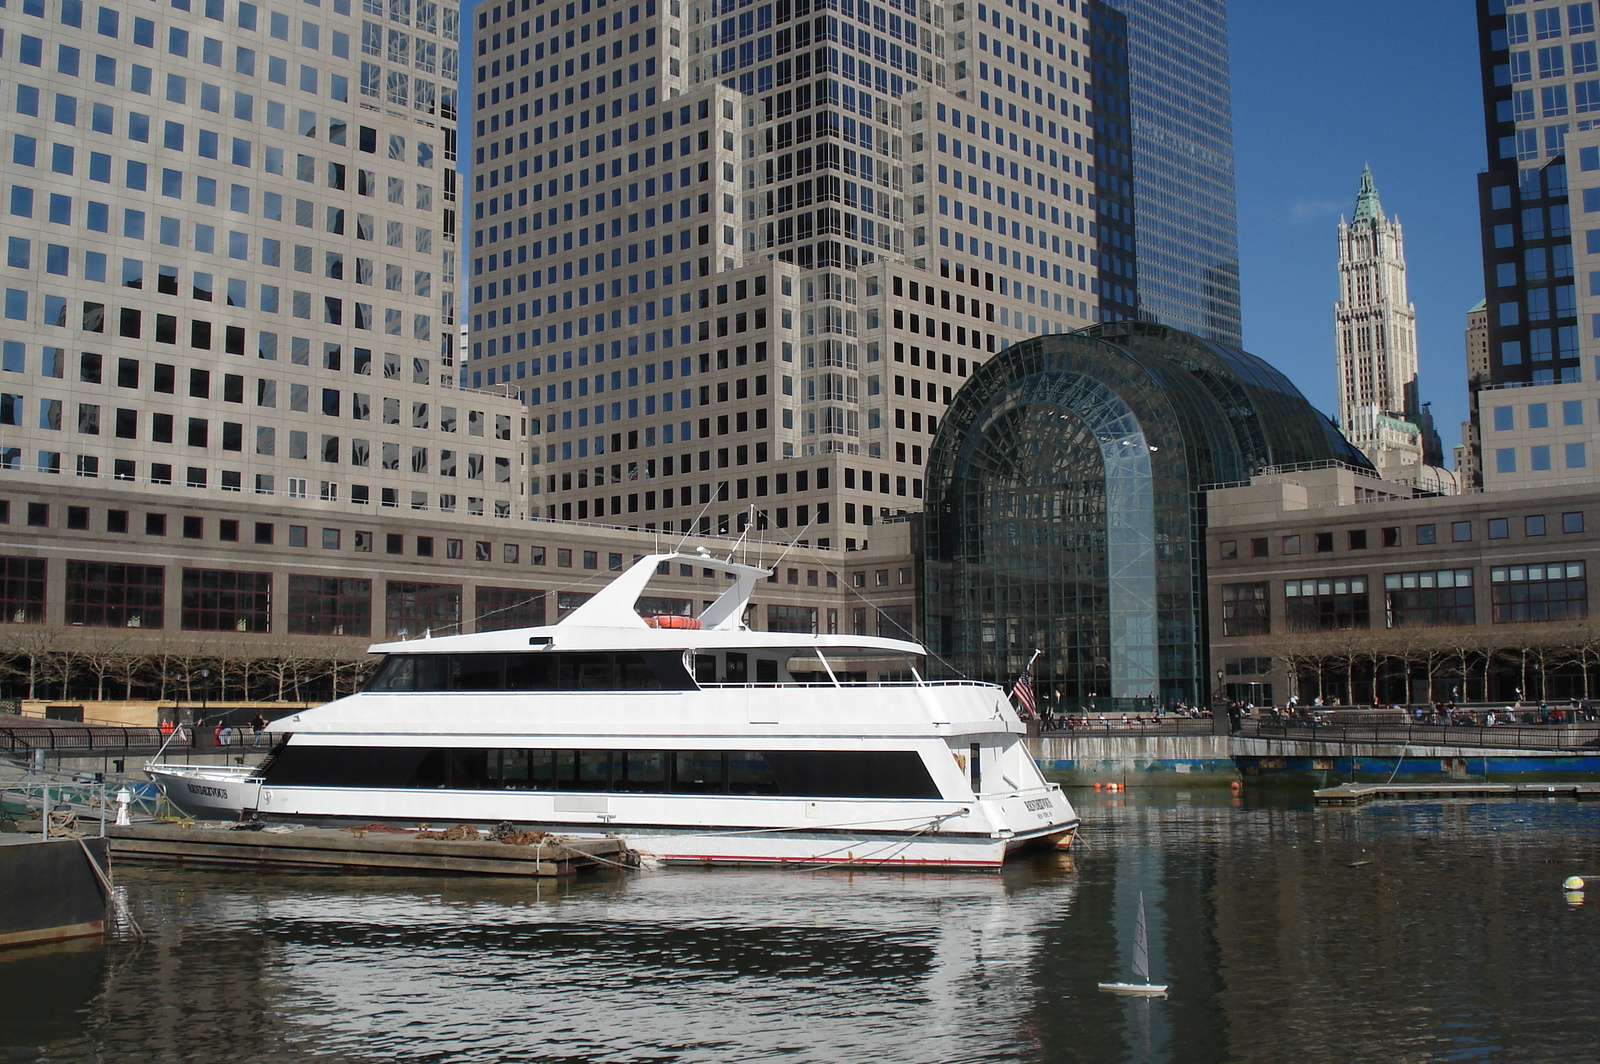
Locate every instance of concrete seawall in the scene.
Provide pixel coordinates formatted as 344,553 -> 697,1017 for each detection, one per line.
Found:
1231,735 -> 1600,785
1026,734 -> 1238,787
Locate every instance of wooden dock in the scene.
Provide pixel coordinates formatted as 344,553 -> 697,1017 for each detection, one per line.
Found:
107,823 -> 631,877
1315,782 -> 1600,806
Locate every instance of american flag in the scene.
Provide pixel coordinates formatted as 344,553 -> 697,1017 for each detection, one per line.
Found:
1010,667 -> 1037,718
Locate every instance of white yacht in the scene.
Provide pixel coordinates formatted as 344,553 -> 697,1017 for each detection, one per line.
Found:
148,551 -> 1077,870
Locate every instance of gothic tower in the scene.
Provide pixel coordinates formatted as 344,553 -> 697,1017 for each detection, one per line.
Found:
1334,167 -> 1450,489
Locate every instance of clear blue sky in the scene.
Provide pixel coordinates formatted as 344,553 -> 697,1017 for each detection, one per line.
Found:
1229,0 -> 1486,458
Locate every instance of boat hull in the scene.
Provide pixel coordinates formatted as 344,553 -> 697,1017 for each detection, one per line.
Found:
146,764 -> 263,819
147,771 -> 1079,871
1097,982 -> 1168,996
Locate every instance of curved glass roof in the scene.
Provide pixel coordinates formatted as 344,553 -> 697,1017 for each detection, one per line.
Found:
924,324 -> 1370,707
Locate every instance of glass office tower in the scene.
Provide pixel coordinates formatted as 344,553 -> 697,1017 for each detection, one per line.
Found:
1109,0 -> 1240,346
1472,0 -> 1600,490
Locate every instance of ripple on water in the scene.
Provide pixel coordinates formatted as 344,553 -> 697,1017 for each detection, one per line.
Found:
7,798 -> 1600,1063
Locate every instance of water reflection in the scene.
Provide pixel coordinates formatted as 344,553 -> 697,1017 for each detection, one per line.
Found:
4,793 -> 1600,1063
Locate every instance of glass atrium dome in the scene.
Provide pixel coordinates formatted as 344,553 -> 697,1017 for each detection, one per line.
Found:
922,322 -> 1371,711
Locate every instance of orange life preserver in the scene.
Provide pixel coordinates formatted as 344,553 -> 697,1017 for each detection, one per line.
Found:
644,615 -> 702,629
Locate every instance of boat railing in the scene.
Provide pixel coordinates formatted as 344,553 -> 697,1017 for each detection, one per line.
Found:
144,761 -> 264,780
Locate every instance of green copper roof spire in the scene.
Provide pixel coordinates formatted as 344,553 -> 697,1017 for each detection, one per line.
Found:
1351,164 -> 1383,227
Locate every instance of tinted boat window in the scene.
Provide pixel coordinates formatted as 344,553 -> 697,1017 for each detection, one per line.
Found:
357,651 -> 693,691
504,653 -> 555,690
364,655 -> 414,692
453,653 -> 504,691
265,746 -> 939,798
414,654 -> 449,691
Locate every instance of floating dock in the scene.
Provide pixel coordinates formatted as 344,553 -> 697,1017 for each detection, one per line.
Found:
1314,782 -> 1600,806
0,835 -> 110,948
107,823 -> 630,877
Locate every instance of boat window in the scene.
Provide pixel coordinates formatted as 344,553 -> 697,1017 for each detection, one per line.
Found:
414,655 -> 450,691
452,653 -> 505,691
356,651 -> 694,692
617,750 -> 666,791
577,751 -> 611,789
693,654 -> 717,683
363,655 -> 415,692
783,652 -> 920,685
755,658 -> 779,683
724,653 -> 748,683
504,654 -> 555,689
264,745 -> 939,798
674,751 -> 726,794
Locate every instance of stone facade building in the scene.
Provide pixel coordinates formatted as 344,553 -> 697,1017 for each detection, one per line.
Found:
1208,465 -> 1599,707
464,0 -> 1143,547
1333,167 -> 1452,493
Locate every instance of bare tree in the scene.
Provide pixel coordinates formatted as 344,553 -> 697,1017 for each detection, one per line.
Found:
0,626 -> 56,701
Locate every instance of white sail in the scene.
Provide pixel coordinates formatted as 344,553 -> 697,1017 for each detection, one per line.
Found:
1132,893 -> 1151,984
1098,890 -> 1167,996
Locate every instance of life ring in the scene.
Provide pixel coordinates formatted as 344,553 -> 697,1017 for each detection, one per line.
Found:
644,615 -> 702,629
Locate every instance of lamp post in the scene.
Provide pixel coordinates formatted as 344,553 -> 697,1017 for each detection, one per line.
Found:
199,667 -> 211,744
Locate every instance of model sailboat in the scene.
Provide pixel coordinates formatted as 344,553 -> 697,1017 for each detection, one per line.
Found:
1098,893 -> 1168,996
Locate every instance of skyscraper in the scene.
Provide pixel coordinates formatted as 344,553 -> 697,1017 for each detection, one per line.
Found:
1334,167 -> 1425,468
1473,0 -> 1600,489
0,0 -> 537,660
467,0 -> 1138,545
1108,0 -> 1239,346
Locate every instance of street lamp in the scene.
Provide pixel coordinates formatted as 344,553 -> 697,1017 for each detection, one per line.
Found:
199,667 -> 211,735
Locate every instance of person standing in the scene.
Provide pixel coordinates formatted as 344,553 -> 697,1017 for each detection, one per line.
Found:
250,712 -> 267,746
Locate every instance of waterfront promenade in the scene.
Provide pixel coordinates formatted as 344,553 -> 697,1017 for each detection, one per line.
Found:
9,709 -> 1600,790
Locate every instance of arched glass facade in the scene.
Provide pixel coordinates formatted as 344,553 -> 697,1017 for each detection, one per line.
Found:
923,323 -> 1371,711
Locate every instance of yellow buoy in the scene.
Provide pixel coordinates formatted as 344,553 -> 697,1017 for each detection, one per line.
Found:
1564,875 -> 1586,891
1567,891 -> 1586,907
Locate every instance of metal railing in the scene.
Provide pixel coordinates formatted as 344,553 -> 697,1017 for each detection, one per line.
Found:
1036,717 -> 1219,738
1239,720 -> 1600,751
0,726 -> 282,758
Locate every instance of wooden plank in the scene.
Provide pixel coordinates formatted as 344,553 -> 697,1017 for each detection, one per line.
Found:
1314,782 -> 1599,805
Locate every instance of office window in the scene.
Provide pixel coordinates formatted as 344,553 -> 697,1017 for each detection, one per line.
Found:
287,574 -> 372,635
1383,569 -> 1475,628
474,586 -> 545,631
65,560 -> 164,627
767,604 -> 818,633
1220,582 -> 1269,637
1491,561 -> 1587,623
384,580 -> 461,638
0,556 -> 48,623
181,567 -> 271,631
1285,577 -> 1370,632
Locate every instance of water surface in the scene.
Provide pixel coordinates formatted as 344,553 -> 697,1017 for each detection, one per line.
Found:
4,791 -> 1597,1063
